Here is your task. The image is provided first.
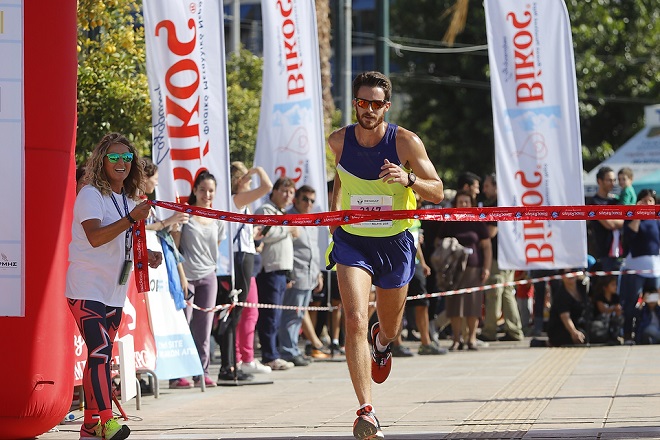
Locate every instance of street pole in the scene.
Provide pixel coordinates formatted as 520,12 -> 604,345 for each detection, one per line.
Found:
376,0 -> 389,77
231,0 -> 240,55
340,0 -> 352,126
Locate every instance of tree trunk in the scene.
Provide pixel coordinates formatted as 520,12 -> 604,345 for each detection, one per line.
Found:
316,0 -> 335,139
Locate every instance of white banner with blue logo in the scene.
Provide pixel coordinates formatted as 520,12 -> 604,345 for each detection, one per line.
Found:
0,0 -> 24,316
485,0 -> 587,269
144,231 -> 203,380
254,0 -> 328,211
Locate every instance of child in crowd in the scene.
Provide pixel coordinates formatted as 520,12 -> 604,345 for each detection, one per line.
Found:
617,167 -> 637,205
635,290 -> 660,344
590,275 -> 624,344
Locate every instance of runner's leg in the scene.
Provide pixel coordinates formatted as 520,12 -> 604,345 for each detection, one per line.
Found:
337,264 -> 373,405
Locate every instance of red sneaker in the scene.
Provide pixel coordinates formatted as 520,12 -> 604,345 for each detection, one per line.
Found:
353,405 -> 384,439
79,421 -> 102,439
370,322 -> 392,384
194,375 -> 217,388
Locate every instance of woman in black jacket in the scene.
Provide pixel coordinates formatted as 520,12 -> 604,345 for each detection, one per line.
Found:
620,189 -> 660,343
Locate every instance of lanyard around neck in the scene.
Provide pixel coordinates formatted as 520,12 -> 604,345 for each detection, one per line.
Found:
111,189 -> 133,260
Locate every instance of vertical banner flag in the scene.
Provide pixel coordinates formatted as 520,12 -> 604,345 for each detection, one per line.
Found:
0,0 -> 25,316
485,0 -> 587,269
144,0 -> 233,276
254,0 -> 328,212
144,0 -> 232,213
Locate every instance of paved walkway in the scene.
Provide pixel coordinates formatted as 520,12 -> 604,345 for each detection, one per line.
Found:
42,339 -> 660,439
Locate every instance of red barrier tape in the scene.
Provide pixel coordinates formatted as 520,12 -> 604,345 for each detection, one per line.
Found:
150,200 -> 660,225
184,269 -> 654,314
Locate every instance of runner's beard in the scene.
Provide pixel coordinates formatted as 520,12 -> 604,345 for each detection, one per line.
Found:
356,110 -> 384,130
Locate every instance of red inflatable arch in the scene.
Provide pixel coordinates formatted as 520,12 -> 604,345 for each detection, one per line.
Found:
0,1 -> 77,438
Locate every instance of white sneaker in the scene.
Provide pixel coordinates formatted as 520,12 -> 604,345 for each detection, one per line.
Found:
266,358 -> 295,370
240,360 -> 272,374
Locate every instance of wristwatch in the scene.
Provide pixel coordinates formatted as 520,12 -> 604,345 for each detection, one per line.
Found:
405,171 -> 417,188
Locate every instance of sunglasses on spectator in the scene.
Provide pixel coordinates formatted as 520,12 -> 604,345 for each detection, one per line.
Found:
354,98 -> 389,111
301,196 -> 315,203
106,152 -> 134,163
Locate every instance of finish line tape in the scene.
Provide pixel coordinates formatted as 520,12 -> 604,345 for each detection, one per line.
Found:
151,200 -> 660,225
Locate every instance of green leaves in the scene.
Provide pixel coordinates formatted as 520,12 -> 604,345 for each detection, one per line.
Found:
77,0 -> 150,161
76,3 -> 265,168
225,49 -> 263,165
389,0 -> 658,183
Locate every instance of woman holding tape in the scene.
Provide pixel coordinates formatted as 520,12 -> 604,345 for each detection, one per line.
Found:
66,132 -> 162,440
172,170 -> 226,388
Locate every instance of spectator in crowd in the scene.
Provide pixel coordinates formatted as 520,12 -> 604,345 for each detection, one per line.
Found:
635,290 -> 660,344
140,159 -> 191,393
438,190 -> 492,351
590,275 -> 623,344
514,270 -> 534,334
142,157 -> 189,320
457,171 -> 481,200
420,199 -> 446,345
529,271 -> 561,336
308,270 -> 344,355
255,177 -> 297,370
327,71 -> 444,439
543,270 -> 589,347
620,189 -> 660,344
405,193 -> 447,355
218,162 -> 273,380
302,308 -> 333,359
172,171 -> 226,388
75,164 -> 87,194
586,166 -> 624,271
67,132 -> 162,440
617,167 -> 637,205
478,173 -> 525,342
308,179 -> 345,356
279,185 -> 324,366
141,158 -> 190,233
237,242 -> 273,374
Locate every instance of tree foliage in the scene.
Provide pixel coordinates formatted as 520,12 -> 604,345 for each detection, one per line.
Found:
226,49 -> 263,166
390,0 -> 491,186
567,0 -> 659,171
77,0 -> 151,163
390,0 -> 659,186
75,1 -> 344,178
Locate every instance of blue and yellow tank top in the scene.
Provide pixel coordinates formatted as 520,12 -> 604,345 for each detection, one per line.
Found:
337,123 -> 416,237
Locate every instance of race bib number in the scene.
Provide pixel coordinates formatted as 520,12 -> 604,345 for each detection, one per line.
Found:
350,195 -> 393,228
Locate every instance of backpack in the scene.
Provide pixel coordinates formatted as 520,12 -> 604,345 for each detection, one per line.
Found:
429,237 -> 469,292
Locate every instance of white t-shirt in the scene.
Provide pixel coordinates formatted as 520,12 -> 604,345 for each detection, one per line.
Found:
179,216 -> 226,281
65,185 -> 137,307
231,197 -> 256,255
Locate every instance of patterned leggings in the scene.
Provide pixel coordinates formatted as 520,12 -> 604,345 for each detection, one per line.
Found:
68,299 -> 122,424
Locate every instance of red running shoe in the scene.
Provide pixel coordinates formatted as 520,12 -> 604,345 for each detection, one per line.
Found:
353,405 -> 384,439
370,322 -> 392,384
